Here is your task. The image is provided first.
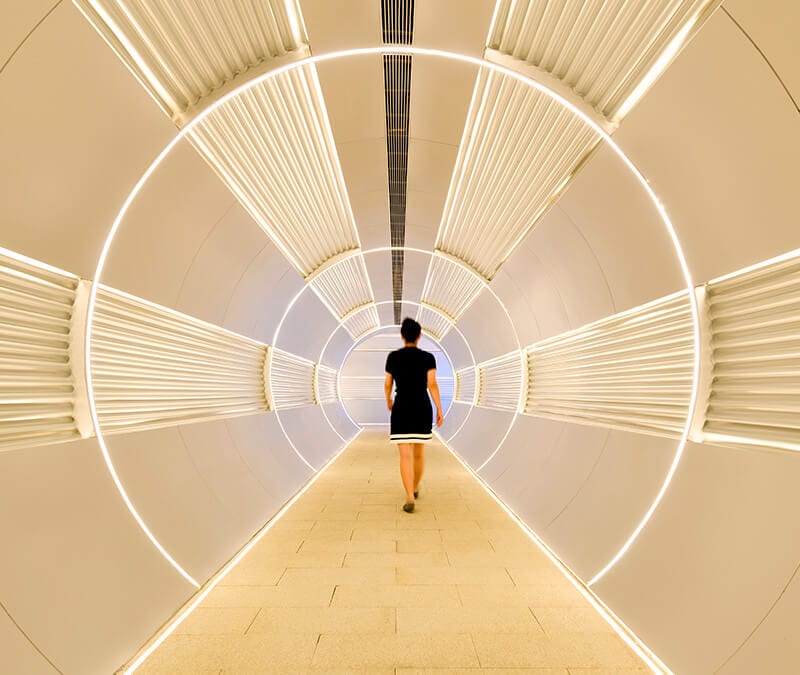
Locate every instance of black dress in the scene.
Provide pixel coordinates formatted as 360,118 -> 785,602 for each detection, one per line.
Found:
385,346 -> 436,443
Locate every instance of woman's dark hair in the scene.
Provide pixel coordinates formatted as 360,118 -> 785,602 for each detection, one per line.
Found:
401,317 -> 422,343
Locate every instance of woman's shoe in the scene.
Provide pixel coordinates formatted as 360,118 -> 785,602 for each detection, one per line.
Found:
403,502 -> 415,513
413,491 -> 419,499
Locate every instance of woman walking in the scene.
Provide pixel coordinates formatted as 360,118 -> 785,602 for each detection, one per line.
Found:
384,317 -> 444,513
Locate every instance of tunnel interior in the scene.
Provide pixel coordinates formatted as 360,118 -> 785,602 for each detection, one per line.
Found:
1,1 -> 799,673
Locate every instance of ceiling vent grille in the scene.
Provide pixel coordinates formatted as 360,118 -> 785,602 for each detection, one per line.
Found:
91,287 -> 269,434
269,348 -> 317,409
477,351 -> 525,411
74,0 -> 307,118
488,0 -> 719,120
526,292 -> 694,437
704,253 -> 800,452
0,249 -> 81,451
382,0 -> 414,323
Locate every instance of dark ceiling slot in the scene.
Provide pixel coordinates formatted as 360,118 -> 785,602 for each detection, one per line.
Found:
381,0 -> 414,324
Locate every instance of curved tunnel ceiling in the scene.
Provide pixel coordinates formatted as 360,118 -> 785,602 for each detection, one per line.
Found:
1,1 -> 799,674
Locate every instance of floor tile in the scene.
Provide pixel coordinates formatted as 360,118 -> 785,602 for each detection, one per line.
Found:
135,433 -> 647,673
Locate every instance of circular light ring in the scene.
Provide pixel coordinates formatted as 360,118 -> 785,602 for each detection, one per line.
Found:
86,46 -> 699,589
331,308 -> 459,427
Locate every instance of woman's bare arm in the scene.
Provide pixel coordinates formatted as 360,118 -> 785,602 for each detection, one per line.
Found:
427,369 -> 444,427
384,373 -> 394,410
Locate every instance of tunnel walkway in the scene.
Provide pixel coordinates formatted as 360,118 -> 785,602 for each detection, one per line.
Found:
138,431 -> 647,673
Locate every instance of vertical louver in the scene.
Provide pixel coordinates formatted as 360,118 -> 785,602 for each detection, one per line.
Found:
314,364 -> 340,405
74,0 -> 307,120
525,292 -> 694,437
419,252 -> 487,334
308,253 -> 379,336
454,367 -> 478,404
477,351 -> 525,411
414,305 -> 454,343
91,287 -> 268,433
703,252 -> 800,451
0,249 -> 82,450
269,348 -> 317,409
488,0 -> 719,120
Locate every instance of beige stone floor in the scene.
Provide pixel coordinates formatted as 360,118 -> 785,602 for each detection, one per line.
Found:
138,431 -> 649,674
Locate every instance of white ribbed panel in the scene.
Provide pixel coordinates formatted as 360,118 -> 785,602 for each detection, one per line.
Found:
189,66 -> 361,276
341,304 -> 381,341
435,70 -> 597,281
91,287 -> 268,433
0,249 -> 80,450
526,292 -> 694,437
455,367 -> 477,404
703,253 -> 800,451
315,364 -> 339,405
488,0 -> 717,119
477,351 -> 524,411
309,253 -> 376,320
420,253 -> 485,322
415,304 -> 454,342
74,0 -> 306,117
340,377 -> 385,400
269,348 -> 317,409
438,377 -> 455,402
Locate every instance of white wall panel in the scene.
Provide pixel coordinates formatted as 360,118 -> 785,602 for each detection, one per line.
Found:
344,399 -> 391,426
0,0 -> 55,69
0,603 -> 56,674
542,430 -> 678,580
322,401 -> 361,441
439,400 -> 470,441
497,204 -> 616,335
221,248 -> 301,343
413,0 -> 496,56
595,441 -> 800,674
102,138 -> 240,309
481,417 -> 609,533
0,438 -> 193,675
278,405 -> 347,469
0,1 -> 174,278
364,249 -> 394,304
492,235 -> 572,342
720,563 -> 800,674
454,287 -> 519,364
175,203 -> 270,327
724,0 -> 800,105
439,328 -> 473,372
223,413 -> 314,505
552,143 -> 687,314
274,288 -> 341,360
614,9 -> 800,283
448,406 -> 516,468
299,0 -> 382,53
104,424 -> 264,582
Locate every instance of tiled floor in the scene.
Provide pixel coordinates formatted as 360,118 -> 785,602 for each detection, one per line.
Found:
138,431 -> 649,674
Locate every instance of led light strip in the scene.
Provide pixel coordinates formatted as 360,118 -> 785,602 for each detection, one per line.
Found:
121,429 -> 363,673
87,45 -> 698,591
435,430 -> 670,674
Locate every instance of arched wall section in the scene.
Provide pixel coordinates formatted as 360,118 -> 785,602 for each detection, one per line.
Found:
0,1 -> 798,674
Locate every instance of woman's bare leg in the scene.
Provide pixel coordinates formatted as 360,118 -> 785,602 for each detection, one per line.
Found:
413,443 -> 425,493
398,443 -> 415,503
